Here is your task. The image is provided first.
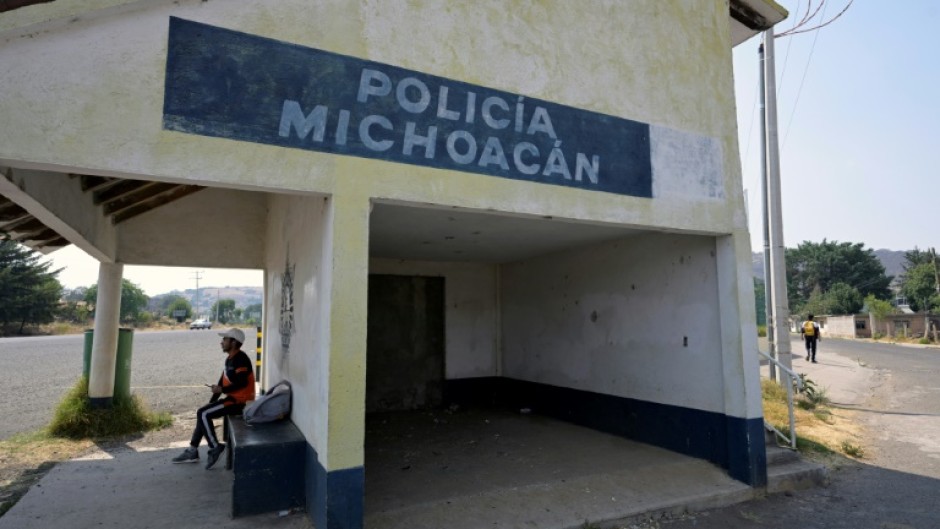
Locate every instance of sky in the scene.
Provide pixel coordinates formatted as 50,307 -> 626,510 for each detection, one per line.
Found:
733,0 -> 939,253
43,0 -> 938,295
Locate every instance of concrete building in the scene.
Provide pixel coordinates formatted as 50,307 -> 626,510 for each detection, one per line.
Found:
825,313 -> 939,340
0,1 -> 787,527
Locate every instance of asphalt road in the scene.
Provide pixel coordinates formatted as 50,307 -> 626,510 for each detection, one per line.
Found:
654,337 -> 940,529
0,329 -> 240,440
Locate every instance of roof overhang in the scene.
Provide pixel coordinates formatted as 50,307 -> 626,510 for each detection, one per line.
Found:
730,0 -> 789,47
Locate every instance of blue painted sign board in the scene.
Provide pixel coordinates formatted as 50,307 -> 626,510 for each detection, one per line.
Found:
163,17 -> 652,198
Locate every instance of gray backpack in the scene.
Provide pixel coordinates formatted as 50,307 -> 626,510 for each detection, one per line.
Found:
244,380 -> 292,425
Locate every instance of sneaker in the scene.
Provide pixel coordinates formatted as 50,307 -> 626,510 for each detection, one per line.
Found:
205,443 -> 225,470
812,360 -> 818,363
172,447 -> 199,464
806,355 -> 810,361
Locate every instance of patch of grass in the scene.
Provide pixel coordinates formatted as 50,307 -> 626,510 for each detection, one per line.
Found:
48,377 -> 172,439
797,435 -> 836,455
761,378 -> 858,458
918,337 -> 931,345
841,440 -> 864,458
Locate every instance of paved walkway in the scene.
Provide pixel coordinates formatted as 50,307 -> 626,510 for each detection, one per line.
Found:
1,412 -> 761,529
759,339 -> 876,406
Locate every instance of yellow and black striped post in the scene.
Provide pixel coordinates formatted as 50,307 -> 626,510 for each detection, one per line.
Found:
255,326 -> 262,388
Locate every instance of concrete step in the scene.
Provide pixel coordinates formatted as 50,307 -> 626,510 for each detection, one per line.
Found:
766,458 -> 829,494
765,444 -> 800,465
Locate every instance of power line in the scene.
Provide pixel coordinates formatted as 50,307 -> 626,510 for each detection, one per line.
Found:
777,0 -> 854,38
782,1 -> 827,148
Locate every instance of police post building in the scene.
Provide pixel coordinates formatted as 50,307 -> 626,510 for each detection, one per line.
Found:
0,1 -> 787,527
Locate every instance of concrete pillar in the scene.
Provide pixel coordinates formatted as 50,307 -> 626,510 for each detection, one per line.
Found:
314,192 -> 368,529
715,234 -> 767,487
88,262 -> 123,408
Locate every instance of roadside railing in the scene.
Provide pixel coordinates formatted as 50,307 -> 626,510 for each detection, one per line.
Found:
759,351 -> 803,450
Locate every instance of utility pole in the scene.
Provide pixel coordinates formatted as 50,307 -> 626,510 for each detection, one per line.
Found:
216,288 -> 221,323
929,247 -> 938,338
192,271 -> 203,319
762,29 -> 793,373
759,42 -> 776,382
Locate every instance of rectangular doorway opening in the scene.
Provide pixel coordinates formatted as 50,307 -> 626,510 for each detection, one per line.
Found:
366,274 -> 445,412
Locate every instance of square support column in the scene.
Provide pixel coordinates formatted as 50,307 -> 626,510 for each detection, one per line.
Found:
716,234 -> 767,486
308,192 -> 369,529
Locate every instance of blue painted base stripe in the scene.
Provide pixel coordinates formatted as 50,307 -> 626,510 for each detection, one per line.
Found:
445,377 -> 767,486
88,397 -> 112,409
307,443 -> 364,529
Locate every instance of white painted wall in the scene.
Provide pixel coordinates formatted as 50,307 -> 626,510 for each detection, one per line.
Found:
500,232 -> 726,413
369,258 -> 498,379
118,187 -> 266,268
263,192 -> 331,458
0,169 -> 117,261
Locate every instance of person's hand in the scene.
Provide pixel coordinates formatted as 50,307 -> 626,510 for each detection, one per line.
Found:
211,384 -> 222,395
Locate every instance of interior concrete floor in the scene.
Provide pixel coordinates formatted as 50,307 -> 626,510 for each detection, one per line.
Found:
364,407 -> 754,529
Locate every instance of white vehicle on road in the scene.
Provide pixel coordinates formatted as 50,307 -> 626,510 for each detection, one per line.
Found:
189,318 -> 212,330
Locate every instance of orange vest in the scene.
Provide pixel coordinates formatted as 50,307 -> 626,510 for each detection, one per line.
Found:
223,362 -> 256,404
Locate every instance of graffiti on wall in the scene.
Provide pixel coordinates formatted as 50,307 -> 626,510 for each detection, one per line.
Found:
278,252 -> 295,351
163,17 -> 653,198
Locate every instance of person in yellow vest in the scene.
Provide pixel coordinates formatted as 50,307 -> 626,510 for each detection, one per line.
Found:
800,314 -> 822,363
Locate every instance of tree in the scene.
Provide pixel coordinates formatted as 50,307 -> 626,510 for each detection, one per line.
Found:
753,278 -> 766,326
864,294 -> 896,337
165,296 -> 193,321
824,282 -> 863,315
0,241 -> 64,333
244,303 -> 263,326
786,240 -> 892,312
85,279 -> 150,323
902,247 -> 935,271
210,298 -> 237,324
900,262 -> 939,313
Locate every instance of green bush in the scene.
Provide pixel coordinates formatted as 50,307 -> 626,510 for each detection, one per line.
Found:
918,337 -> 931,345
872,332 -> 884,340
48,377 -> 171,439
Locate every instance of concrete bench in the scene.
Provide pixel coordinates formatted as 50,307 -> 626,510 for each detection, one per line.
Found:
224,416 -> 306,517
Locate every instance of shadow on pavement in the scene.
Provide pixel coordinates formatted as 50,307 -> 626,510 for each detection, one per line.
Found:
654,456 -> 940,529
0,445 -> 311,529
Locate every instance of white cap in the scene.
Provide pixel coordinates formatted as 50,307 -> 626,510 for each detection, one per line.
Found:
218,328 -> 245,345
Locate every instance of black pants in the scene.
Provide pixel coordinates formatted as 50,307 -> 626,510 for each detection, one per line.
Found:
190,400 -> 245,449
804,336 -> 818,360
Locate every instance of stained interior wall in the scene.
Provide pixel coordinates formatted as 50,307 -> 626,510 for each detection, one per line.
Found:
368,259 -> 498,379
500,232 -> 725,413
366,275 -> 444,412
263,192 -> 331,458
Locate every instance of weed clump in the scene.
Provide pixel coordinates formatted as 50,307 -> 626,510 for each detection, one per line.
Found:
841,440 -> 864,458
48,377 -> 171,439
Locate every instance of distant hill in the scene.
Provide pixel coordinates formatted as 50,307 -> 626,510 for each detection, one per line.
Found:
752,249 -> 907,281
150,286 -> 263,314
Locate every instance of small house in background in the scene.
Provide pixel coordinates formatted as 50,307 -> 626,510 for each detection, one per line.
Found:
826,313 -> 940,340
